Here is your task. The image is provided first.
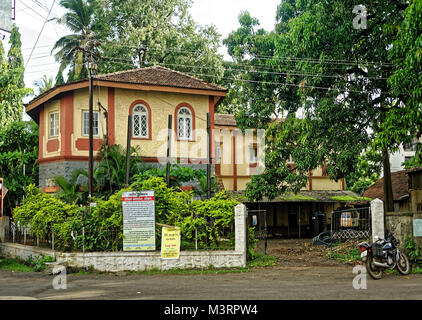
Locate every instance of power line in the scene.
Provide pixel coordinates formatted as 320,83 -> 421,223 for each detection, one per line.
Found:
19,40 -> 394,69
96,55 -> 389,82
25,0 -> 57,69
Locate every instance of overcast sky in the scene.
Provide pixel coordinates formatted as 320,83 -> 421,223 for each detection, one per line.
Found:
1,0 -> 281,97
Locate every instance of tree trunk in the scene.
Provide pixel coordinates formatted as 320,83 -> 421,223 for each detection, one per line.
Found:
382,148 -> 394,213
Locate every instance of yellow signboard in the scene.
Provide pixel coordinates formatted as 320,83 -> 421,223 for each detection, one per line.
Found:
161,227 -> 181,259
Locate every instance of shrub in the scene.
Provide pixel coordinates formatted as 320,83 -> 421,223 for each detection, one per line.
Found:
404,234 -> 420,263
13,184 -> 80,251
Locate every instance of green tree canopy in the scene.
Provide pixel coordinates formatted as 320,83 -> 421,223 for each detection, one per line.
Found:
0,27 -> 32,128
0,121 -> 39,216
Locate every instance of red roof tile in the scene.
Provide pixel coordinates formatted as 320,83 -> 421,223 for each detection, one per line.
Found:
96,66 -> 227,92
363,170 -> 410,201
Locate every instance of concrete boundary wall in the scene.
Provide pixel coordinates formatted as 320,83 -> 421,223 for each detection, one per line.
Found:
0,204 -> 248,272
385,211 -> 422,254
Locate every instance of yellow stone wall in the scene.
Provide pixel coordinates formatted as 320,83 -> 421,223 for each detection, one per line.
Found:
114,88 -> 209,160
43,99 -> 61,158
72,87 -> 108,157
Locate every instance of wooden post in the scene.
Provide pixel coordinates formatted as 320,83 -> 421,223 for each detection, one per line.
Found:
166,115 -> 172,188
0,178 -> 3,217
206,113 -> 211,199
88,71 -> 94,199
125,115 -> 132,186
299,206 -> 301,239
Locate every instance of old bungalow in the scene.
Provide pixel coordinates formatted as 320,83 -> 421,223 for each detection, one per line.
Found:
213,114 -> 370,238
25,66 -> 227,191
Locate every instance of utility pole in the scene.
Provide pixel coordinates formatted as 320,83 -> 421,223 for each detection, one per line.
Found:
206,113 -> 211,199
86,34 -> 97,200
166,115 -> 172,188
125,115 -> 132,187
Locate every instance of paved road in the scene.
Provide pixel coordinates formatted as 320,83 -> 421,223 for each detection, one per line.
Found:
0,265 -> 421,300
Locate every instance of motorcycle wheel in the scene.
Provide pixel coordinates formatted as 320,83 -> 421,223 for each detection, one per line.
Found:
396,252 -> 411,275
365,255 -> 383,280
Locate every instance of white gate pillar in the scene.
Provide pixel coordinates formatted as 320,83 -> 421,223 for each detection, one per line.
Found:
371,198 -> 385,241
235,203 -> 247,267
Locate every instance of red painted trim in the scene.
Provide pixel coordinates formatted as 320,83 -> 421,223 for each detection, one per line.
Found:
75,138 -> 103,151
38,155 -> 101,164
209,96 -> 215,162
174,102 -> 196,142
215,163 -> 221,176
43,186 -> 60,193
129,100 -> 152,140
46,139 -> 60,153
141,156 -> 207,164
308,171 -> 313,191
38,107 -> 44,161
108,88 -> 115,145
60,93 -> 74,157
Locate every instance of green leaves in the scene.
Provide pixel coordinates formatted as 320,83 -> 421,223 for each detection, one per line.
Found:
0,121 -> 39,216
13,184 -> 80,251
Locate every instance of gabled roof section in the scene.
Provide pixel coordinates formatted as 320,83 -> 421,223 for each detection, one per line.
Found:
215,113 -> 237,127
25,66 -> 227,120
95,66 -> 227,92
363,170 -> 410,202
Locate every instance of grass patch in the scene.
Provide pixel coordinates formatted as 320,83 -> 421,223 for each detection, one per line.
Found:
247,255 -> 279,268
0,257 -> 34,272
326,240 -> 362,264
278,194 -> 317,201
0,255 -> 55,273
330,196 -> 372,202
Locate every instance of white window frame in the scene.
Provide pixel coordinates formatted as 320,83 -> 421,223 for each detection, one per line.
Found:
249,145 -> 258,163
82,110 -> 100,137
49,112 -> 59,138
132,104 -> 149,138
177,106 -> 193,140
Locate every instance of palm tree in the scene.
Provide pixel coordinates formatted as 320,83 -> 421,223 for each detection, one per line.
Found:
33,75 -> 54,95
52,0 -> 95,81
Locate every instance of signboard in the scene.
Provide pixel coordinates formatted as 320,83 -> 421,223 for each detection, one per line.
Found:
122,190 -> 156,251
414,219 -> 422,237
161,227 -> 181,259
0,0 -> 13,33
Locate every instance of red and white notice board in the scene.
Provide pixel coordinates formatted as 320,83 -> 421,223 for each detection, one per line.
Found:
122,190 -> 156,251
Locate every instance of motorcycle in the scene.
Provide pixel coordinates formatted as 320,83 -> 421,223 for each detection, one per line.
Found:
358,231 -> 410,279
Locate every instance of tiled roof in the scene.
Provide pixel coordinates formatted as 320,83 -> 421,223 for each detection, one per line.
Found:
96,66 -> 227,92
214,113 -> 237,126
228,190 -> 370,203
363,170 -> 410,202
26,66 -> 227,110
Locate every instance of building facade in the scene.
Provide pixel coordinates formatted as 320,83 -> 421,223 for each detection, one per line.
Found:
25,66 -> 227,191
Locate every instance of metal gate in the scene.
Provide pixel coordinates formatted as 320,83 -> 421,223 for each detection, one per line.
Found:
330,206 -> 371,241
248,209 -> 268,255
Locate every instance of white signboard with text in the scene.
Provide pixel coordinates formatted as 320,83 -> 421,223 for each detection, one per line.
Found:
122,190 -> 156,251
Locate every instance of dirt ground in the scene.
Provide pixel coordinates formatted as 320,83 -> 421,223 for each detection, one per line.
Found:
255,238 -> 351,267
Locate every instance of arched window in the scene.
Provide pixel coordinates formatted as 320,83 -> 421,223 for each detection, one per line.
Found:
132,104 -> 149,138
177,106 -> 193,140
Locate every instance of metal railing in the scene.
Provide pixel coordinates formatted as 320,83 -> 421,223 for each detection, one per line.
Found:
248,209 -> 268,255
330,206 -> 371,241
